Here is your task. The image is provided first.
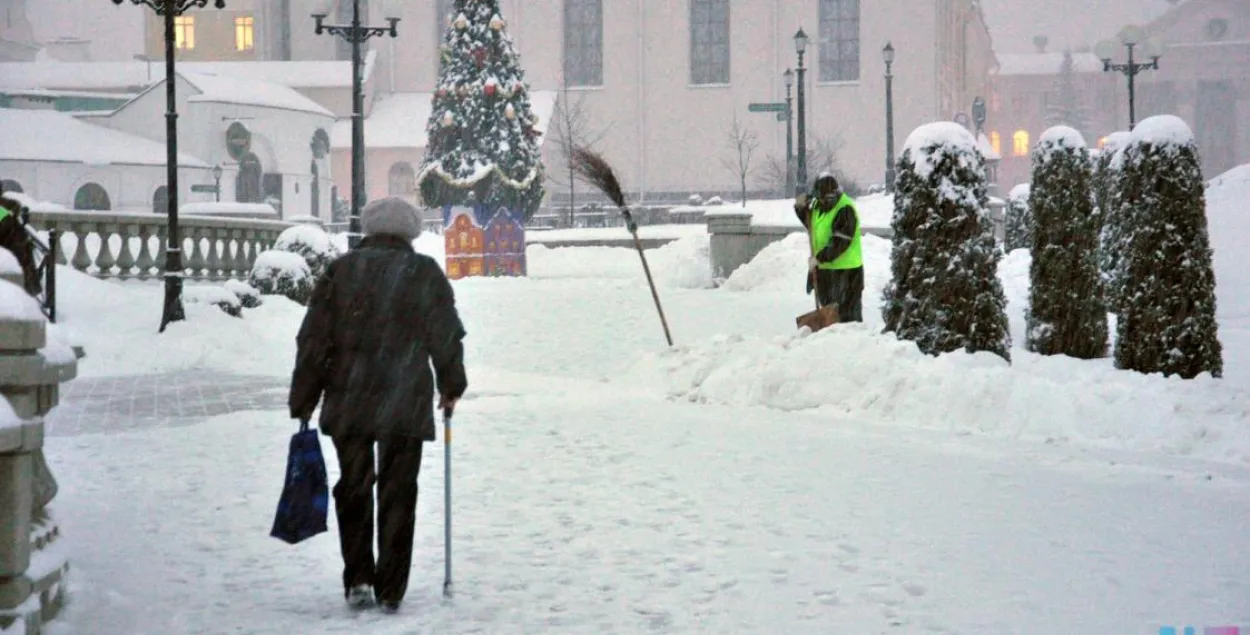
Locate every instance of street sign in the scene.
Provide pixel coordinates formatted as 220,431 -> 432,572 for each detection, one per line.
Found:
748,102 -> 787,113
191,184 -> 219,193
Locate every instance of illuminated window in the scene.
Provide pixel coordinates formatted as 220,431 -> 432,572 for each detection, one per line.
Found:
990,131 -> 1001,156
235,15 -> 255,52
1098,136 -> 1108,148
1012,130 -> 1029,156
174,15 -> 195,50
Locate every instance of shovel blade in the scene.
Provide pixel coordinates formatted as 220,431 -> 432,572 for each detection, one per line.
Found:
796,305 -> 840,333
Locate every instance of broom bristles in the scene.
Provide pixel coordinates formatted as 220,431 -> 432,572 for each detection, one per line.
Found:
570,147 -> 627,210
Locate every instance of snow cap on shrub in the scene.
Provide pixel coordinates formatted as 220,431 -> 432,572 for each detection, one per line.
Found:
362,196 -> 422,241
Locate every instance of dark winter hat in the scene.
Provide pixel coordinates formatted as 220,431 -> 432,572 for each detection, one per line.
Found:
361,196 -> 422,241
814,172 -> 840,196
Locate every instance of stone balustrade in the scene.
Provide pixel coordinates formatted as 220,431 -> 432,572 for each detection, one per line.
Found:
0,262 -> 77,634
26,210 -> 294,282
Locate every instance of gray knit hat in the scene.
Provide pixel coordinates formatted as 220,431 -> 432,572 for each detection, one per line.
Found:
361,196 -> 422,240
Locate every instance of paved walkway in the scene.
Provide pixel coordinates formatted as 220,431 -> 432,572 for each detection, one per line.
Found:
45,372 -> 289,437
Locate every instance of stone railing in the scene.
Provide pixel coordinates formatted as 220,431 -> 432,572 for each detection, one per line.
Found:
0,266 -> 77,634
26,211 -> 293,281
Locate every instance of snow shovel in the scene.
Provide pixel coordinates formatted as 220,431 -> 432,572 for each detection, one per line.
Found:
442,407 -> 454,599
796,199 -> 839,332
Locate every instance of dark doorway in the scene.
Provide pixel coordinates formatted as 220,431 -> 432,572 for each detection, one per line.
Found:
152,185 -> 169,215
74,182 -> 111,210
236,152 -> 263,203
0,179 -> 23,194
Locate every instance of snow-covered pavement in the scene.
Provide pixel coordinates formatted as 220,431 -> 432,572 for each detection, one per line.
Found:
48,369 -> 1250,634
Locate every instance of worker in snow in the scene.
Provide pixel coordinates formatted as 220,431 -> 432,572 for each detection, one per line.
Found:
794,173 -> 864,322
0,195 -> 41,296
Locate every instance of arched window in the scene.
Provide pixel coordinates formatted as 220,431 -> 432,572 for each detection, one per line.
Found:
388,162 -> 416,197
0,179 -> 23,194
990,132 -> 1001,156
236,152 -> 263,203
152,185 -> 169,215
1012,130 -> 1030,157
73,182 -> 111,210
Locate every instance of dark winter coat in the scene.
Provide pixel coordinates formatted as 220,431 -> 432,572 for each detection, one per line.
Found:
795,194 -> 865,321
289,233 -> 468,441
0,198 -> 42,296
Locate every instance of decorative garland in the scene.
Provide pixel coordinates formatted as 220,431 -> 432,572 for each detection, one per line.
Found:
416,159 -> 542,191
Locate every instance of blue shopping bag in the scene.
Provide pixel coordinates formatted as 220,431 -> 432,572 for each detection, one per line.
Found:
270,419 -> 329,545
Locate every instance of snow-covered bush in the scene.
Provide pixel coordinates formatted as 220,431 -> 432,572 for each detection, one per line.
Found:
704,196 -> 725,206
882,121 -> 1011,361
249,250 -> 314,306
273,224 -> 340,279
1004,184 -> 1032,252
688,194 -> 704,206
1025,126 -> 1107,359
1095,131 -> 1131,313
184,285 -> 242,318
224,279 -> 262,309
1113,115 -> 1222,379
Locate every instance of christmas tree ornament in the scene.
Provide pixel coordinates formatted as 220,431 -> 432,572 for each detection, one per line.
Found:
490,15 -> 505,30
454,13 -> 468,29
456,85 -> 468,97
505,104 -> 516,120
484,82 -> 497,97
442,112 -> 454,127
472,47 -> 488,69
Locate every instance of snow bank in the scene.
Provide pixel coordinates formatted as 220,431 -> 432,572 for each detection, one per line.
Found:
526,235 -> 714,289
722,233 -> 892,295
0,248 -> 20,275
1132,114 -> 1194,146
527,224 -> 707,242
1207,164 -> 1250,325
0,279 -> 45,321
629,325 -> 1250,464
1038,125 -> 1087,150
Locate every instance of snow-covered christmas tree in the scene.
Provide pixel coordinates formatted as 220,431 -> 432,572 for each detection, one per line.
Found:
1004,183 -> 1031,252
1025,126 -> 1107,359
1044,51 -> 1092,140
418,0 -> 545,221
1113,115 -> 1222,379
1095,131 -> 1131,313
882,122 -> 1011,362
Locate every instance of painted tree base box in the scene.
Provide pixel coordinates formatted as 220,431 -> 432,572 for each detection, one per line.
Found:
443,205 -> 526,280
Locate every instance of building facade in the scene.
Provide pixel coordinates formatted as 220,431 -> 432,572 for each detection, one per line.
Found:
988,0 -> 1249,189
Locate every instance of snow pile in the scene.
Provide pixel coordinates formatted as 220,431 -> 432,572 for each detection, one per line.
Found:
527,235 -> 714,289
630,325 -> 1250,464
1206,164 -> 1250,379
0,279 -> 45,321
1037,125 -> 1087,151
721,232 -> 891,295
0,248 -> 20,275
1132,114 -> 1194,147
183,284 -> 242,317
223,279 -> 262,308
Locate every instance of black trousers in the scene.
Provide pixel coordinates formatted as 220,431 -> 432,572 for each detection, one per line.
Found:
331,435 -> 425,604
809,267 -> 865,323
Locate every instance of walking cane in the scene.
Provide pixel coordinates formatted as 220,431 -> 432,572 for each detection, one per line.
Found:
442,407 -> 453,599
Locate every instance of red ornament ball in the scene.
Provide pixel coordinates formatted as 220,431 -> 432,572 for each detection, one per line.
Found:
484,83 -> 496,97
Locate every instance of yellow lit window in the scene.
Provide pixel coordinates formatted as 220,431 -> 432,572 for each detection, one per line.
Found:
235,15 -> 255,52
174,15 -> 195,50
1012,130 -> 1029,156
990,131 -> 1001,156
1098,136 -> 1108,148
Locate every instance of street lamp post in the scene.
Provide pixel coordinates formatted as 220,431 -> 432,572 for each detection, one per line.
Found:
783,68 -> 795,196
794,28 -> 810,195
113,0 -> 226,333
1095,25 -> 1164,130
883,42 -> 896,193
312,0 -> 400,249
211,164 -> 223,202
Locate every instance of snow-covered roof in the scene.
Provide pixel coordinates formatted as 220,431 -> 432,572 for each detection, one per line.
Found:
0,50 -> 377,92
181,71 -> 333,117
1131,114 -> 1194,146
982,0 -> 1181,54
1039,126 -> 1087,150
995,52 -> 1103,76
332,89 -> 558,150
0,108 -> 209,168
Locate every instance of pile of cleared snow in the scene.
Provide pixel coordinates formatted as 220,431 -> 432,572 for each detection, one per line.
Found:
630,325 -> 1250,464
526,235 -> 714,289
1207,164 -> 1250,322
721,232 -> 892,297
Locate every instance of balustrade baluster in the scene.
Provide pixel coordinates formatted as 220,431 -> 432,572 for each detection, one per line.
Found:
187,230 -> 207,281
154,226 -> 168,272
115,224 -> 137,280
70,222 -> 92,272
94,223 -> 117,278
206,228 -> 224,281
135,224 -> 155,280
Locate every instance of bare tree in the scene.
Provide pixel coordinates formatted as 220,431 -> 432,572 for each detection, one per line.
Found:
721,115 -> 761,207
758,133 -> 848,196
548,85 -> 607,225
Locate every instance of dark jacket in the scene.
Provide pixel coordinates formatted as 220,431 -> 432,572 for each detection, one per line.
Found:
289,233 -> 468,441
0,200 -> 41,296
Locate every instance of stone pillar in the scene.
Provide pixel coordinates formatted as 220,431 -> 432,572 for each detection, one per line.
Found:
0,254 -> 76,634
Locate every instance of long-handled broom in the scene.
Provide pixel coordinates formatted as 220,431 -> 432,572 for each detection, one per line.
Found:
570,147 -> 674,347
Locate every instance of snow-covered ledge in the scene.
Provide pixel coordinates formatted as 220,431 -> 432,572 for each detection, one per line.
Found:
25,210 -> 293,282
0,279 -> 76,634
